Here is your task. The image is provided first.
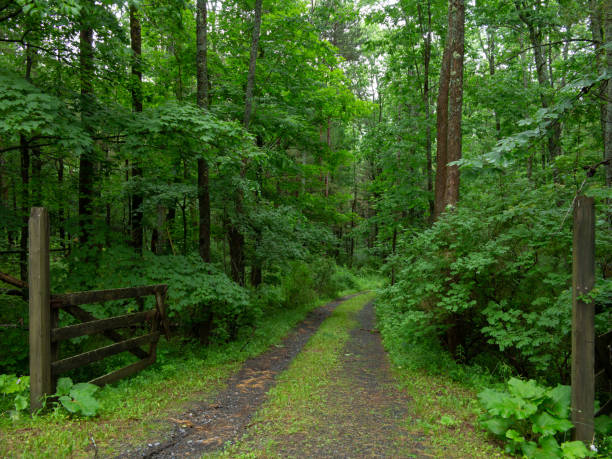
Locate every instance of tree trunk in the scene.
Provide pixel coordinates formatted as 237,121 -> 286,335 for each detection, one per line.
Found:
433,13 -> 452,220
443,0 -> 465,209
196,0 -> 211,263
130,5 -> 144,253
79,17 -> 95,244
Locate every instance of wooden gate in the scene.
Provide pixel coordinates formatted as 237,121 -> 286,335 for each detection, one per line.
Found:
28,207 -> 170,411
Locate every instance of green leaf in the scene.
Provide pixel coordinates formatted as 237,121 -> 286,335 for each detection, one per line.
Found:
505,428 -> 525,443
560,441 -> 589,459
532,412 -> 573,436
14,394 -> 28,411
508,378 -> 546,400
56,377 -> 73,396
58,395 -> 80,414
72,393 -> 100,417
543,385 -> 571,418
521,441 -> 539,457
537,436 -> 562,458
70,383 -> 98,398
481,417 -> 513,436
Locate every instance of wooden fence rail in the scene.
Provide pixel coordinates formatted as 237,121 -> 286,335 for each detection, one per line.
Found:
27,207 -> 169,412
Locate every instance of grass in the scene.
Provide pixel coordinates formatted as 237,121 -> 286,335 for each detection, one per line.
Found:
0,290 -> 363,458
212,292 -> 376,458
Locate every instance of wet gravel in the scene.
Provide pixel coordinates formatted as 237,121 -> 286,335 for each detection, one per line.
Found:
116,294 -> 361,458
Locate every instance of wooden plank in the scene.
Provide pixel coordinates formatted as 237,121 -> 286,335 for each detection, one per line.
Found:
571,196 -> 595,443
62,305 -> 149,360
51,332 -> 160,375
51,284 -> 167,308
89,355 -> 155,387
28,207 -> 51,412
52,310 -> 156,342
0,271 -> 27,288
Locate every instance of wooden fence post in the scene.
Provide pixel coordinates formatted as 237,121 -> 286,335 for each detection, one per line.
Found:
29,207 -> 51,412
571,195 -> 595,443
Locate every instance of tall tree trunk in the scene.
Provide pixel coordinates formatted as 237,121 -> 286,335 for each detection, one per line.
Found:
443,0 -> 465,209
433,19 -> 451,220
130,6 -> 144,252
196,0 -> 211,262
79,15 -> 95,244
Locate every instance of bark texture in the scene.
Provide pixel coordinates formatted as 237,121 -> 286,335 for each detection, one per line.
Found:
434,0 -> 464,220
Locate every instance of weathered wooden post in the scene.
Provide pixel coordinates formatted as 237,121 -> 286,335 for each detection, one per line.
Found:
571,196 -> 595,443
29,207 -> 51,412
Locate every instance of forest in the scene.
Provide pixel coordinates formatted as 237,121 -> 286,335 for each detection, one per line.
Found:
0,0 -> 611,457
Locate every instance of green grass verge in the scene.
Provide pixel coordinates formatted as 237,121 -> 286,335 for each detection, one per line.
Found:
376,297 -> 509,458
0,292 -> 359,458
212,292 -> 376,458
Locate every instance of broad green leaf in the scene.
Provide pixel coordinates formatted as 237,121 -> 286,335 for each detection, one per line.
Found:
505,428 -> 525,443
531,412 -> 573,436
543,385 -> 571,418
480,417 -> 513,436
507,378 -> 546,401
14,394 -> 28,411
560,441 -> 589,459
56,377 -> 73,396
58,395 -> 80,414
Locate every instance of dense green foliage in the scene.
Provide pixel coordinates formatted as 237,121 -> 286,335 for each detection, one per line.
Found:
1,0 -> 611,454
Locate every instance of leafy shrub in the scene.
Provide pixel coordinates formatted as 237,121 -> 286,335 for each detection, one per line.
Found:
0,374 -> 29,415
378,177 -> 612,383
54,377 -> 101,417
478,378 -> 589,458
